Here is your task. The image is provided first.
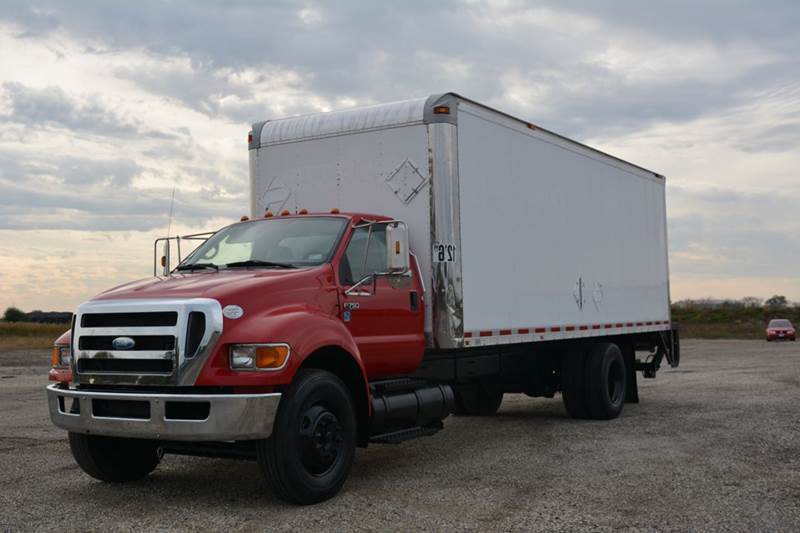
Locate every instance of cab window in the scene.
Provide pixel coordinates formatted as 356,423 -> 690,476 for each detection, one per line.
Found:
340,225 -> 387,284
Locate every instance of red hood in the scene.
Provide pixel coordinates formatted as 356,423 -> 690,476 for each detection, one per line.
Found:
94,267 -> 328,303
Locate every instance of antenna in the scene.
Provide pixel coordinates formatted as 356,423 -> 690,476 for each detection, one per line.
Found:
166,186 -> 176,237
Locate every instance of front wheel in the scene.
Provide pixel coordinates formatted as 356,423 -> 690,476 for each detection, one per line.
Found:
68,433 -> 161,482
256,369 -> 357,505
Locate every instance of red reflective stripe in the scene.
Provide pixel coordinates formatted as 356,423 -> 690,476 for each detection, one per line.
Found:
636,322 -> 644,326
535,327 -> 546,333
499,329 -> 512,336
518,328 -> 530,334
615,323 -> 623,328
604,324 -> 613,328
579,325 -> 588,330
592,325 -> 602,329
479,330 -> 493,337
646,321 -> 653,325
565,326 -> 575,331
464,332 -> 473,338
550,327 -> 561,332
626,323 -> 634,327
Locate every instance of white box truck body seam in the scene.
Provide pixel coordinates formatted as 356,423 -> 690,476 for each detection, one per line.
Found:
249,93 -> 671,351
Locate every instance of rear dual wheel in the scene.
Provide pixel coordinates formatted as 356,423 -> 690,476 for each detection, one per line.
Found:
561,343 -> 627,420
452,384 -> 504,416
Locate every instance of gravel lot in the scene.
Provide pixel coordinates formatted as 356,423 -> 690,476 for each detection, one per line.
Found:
1,340 -> 798,532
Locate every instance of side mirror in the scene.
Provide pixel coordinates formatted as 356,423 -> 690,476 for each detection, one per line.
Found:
385,221 -> 410,274
161,241 -> 170,276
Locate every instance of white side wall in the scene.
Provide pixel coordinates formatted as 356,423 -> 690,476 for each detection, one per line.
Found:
457,102 -> 670,333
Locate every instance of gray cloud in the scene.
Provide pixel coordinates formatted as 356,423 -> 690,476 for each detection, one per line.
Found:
1,82 -> 176,139
4,1 -> 795,136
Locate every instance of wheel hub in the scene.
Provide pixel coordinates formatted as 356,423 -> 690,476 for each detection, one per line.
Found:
299,404 -> 344,476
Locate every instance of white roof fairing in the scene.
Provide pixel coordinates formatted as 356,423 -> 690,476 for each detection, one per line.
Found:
259,97 -> 430,147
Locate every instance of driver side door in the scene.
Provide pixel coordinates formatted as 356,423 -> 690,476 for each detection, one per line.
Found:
337,225 -> 425,378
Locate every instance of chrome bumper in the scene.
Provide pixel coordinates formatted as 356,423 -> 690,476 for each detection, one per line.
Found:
46,384 -> 281,441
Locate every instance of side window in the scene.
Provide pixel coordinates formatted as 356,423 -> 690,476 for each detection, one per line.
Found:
340,226 -> 387,284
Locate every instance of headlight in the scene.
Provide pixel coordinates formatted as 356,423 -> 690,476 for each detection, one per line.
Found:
229,344 -> 290,371
52,345 -> 71,369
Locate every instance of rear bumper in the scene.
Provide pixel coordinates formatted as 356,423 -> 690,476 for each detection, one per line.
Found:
46,384 -> 281,441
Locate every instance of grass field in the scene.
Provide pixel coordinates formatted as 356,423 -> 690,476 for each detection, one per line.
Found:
0,322 -> 70,349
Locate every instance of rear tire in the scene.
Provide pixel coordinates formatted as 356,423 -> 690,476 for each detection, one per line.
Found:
256,369 -> 357,505
68,433 -> 160,482
452,384 -> 504,416
584,343 -> 627,420
561,351 -> 590,419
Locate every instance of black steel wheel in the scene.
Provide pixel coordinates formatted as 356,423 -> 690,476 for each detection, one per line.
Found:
256,369 -> 356,504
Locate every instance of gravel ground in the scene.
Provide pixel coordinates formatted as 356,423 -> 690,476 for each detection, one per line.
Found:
0,340 -> 798,532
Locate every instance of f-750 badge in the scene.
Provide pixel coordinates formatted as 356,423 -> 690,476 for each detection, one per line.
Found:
344,302 -> 360,310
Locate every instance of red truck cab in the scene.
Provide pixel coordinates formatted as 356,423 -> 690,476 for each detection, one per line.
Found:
47,212 -> 448,504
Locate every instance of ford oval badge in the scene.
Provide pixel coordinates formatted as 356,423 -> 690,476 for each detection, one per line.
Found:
111,336 -> 136,350
223,305 -> 244,319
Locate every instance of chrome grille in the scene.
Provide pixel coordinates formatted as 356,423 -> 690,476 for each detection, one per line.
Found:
72,298 -> 223,387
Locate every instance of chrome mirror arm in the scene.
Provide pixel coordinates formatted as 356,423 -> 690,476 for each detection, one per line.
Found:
344,274 -> 377,297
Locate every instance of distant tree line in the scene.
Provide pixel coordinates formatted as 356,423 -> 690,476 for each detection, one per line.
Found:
2,307 -> 72,324
672,295 -> 795,310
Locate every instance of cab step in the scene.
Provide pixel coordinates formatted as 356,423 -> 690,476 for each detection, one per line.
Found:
369,423 -> 443,444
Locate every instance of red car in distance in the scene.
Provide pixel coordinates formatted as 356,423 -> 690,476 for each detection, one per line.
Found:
766,319 -> 796,341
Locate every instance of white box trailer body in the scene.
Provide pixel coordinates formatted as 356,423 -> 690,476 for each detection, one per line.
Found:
248,93 -> 671,351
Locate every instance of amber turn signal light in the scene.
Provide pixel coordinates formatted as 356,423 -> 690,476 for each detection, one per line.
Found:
433,105 -> 450,114
255,345 -> 290,369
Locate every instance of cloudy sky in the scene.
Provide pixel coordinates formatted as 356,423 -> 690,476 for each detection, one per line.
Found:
0,0 -> 799,312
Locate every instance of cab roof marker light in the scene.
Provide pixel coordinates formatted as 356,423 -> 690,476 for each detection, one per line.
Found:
433,105 -> 450,114
264,210 -> 274,218
240,215 -> 250,222
330,208 -> 340,214
280,209 -> 290,216
298,208 -> 308,215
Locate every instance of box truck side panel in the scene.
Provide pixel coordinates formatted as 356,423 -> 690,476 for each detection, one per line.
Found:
456,102 -> 670,343
252,123 -> 434,334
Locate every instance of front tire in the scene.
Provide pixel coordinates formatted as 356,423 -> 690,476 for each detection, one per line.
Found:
256,369 -> 357,505
68,433 -> 160,482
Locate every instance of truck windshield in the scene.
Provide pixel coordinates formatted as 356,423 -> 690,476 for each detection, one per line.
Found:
178,217 -> 347,270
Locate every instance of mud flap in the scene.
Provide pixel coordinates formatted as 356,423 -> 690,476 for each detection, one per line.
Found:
622,343 -> 639,403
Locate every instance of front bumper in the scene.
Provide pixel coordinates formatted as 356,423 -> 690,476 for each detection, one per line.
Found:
46,384 -> 281,441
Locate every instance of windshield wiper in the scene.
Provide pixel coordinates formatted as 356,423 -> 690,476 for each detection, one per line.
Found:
175,263 -> 219,272
225,260 -> 297,269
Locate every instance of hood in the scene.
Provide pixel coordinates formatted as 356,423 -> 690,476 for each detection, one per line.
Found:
94,267 -> 327,303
